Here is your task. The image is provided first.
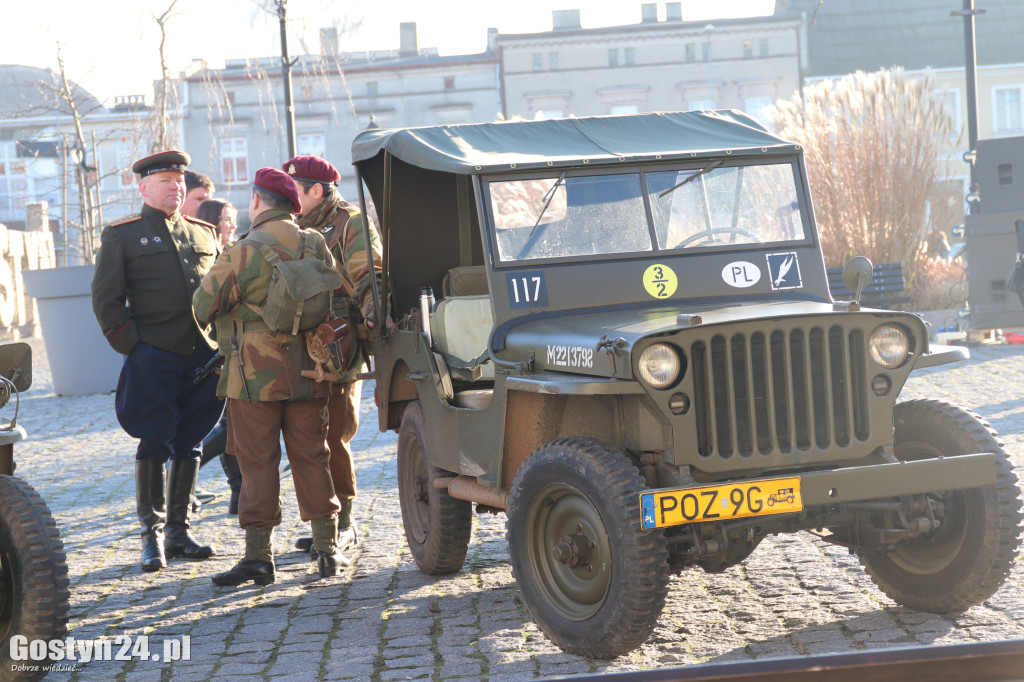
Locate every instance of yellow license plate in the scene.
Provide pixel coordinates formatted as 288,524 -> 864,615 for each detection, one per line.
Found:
640,477 -> 803,530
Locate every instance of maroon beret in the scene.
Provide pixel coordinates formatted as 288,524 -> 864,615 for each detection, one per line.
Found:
252,167 -> 301,214
283,155 -> 341,184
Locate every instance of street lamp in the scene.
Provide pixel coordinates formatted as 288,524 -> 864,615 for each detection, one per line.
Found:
703,24 -> 715,107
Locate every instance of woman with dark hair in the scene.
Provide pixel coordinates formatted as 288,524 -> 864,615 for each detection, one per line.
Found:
195,200 -> 241,512
196,198 -> 238,246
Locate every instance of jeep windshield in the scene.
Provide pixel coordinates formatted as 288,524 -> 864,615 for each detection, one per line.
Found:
488,161 -> 808,263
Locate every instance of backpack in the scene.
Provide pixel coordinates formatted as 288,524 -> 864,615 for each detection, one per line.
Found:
245,230 -> 343,335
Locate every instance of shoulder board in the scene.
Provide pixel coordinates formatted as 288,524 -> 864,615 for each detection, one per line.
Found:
109,213 -> 141,227
184,216 -> 217,231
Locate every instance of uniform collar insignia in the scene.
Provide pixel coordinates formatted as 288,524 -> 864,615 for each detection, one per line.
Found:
321,225 -> 334,233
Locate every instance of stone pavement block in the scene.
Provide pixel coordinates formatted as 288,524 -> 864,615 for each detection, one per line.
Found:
10,338 -> 1024,680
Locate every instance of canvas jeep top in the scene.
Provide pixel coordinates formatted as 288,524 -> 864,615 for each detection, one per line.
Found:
349,110 -> 1022,659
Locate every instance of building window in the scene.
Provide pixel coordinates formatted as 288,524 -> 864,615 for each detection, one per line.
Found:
116,138 -> 141,188
610,104 -> 638,115
685,43 -> 695,62
625,48 -> 635,66
536,110 -> 564,120
297,133 -> 325,157
745,96 -> 773,125
997,163 -> 1014,186
994,86 -> 1023,134
608,49 -> 619,67
533,54 -> 543,72
220,137 -> 248,186
444,75 -> 455,91
688,99 -> 715,111
549,52 -> 560,70
944,88 -> 962,137
759,39 -> 770,57
702,43 -> 712,62
743,40 -> 753,58
366,81 -> 379,97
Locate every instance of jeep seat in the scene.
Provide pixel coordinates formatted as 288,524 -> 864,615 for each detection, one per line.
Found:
430,294 -> 495,384
442,265 -> 489,297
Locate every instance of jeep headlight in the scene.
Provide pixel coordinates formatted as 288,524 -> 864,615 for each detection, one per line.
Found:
868,325 -> 909,368
638,343 -> 680,389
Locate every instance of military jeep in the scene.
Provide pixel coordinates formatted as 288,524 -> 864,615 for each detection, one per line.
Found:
350,110 -> 1023,658
0,343 -> 70,680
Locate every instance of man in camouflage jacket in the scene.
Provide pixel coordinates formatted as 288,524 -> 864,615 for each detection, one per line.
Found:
193,167 -> 345,585
283,155 -> 383,556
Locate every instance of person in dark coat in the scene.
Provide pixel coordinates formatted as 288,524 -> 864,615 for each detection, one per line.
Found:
91,150 -> 222,572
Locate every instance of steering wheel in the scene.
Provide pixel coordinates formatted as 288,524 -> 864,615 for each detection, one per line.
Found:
674,227 -> 762,248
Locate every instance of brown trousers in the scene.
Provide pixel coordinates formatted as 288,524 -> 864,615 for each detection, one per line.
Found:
226,397 -> 340,528
326,380 -> 360,501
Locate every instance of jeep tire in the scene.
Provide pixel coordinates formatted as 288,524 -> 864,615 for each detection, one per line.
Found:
0,475 -> 70,681
860,399 -> 1023,612
506,437 -> 670,659
397,401 -> 472,575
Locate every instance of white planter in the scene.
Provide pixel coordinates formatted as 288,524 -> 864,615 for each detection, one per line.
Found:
23,265 -> 123,396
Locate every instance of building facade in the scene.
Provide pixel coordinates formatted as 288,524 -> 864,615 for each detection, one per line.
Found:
497,4 -> 806,124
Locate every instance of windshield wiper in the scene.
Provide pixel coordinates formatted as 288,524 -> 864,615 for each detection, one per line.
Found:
657,160 -> 723,199
528,171 -> 567,237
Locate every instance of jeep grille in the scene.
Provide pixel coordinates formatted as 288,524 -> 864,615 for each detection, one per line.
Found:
691,326 -> 869,460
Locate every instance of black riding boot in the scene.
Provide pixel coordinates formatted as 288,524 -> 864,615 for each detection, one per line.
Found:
220,453 -> 242,515
165,458 -> 216,560
211,527 -> 275,586
135,460 -> 166,572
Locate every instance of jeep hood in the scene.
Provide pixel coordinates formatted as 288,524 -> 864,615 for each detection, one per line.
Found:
500,300 -> 923,378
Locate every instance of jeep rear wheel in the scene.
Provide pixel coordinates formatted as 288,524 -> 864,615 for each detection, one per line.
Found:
860,399 -> 1023,613
506,438 -> 670,659
0,475 -> 70,681
397,401 -> 472,575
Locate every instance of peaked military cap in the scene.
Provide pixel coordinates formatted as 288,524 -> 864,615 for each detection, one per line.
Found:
283,155 -> 341,184
132,150 -> 190,177
253,167 -> 302,214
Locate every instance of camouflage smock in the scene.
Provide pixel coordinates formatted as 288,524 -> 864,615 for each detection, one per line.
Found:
192,208 -> 337,402
298,195 -> 383,379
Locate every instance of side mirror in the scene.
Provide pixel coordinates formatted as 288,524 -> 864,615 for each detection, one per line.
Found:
842,256 -> 874,305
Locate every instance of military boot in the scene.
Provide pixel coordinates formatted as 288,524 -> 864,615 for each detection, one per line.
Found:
135,459 -> 167,572
312,517 -> 349,578
220,453 -> 242,515
165,458 -> 216,560
211,527 -> 275,586
297,498 -> 359,555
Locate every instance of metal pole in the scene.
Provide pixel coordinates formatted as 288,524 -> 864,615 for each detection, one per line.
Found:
279,0 -> 297,159
704,24 -> 715,107
60,135 -> 67,267
952,0 -> 985,214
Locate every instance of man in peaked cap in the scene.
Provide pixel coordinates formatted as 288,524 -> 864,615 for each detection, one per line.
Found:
91,150 -> 221,572
283,154 -> 383,560
194,167 -> 345,585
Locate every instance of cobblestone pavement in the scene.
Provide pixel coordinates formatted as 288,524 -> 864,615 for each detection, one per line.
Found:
7,339 -> 1024,681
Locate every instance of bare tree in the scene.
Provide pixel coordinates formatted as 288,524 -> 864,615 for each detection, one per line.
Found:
150,0 -> 182,151
764,68 -> 962,308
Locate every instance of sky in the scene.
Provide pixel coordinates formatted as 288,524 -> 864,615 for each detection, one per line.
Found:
3,0 -> 775,105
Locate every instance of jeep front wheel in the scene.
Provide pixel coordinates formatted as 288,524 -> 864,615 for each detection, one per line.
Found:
397,401 -> 472,575
860,399 -> 1023,612
0,475 -> 70,681
506,438 -> 670,659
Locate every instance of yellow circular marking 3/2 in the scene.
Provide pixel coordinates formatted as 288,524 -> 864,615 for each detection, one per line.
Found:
643,264 -> 678,298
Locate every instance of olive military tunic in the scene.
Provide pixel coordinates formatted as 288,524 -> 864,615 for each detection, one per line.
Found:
91,203 -> 223,461
92,203 -> 218,356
